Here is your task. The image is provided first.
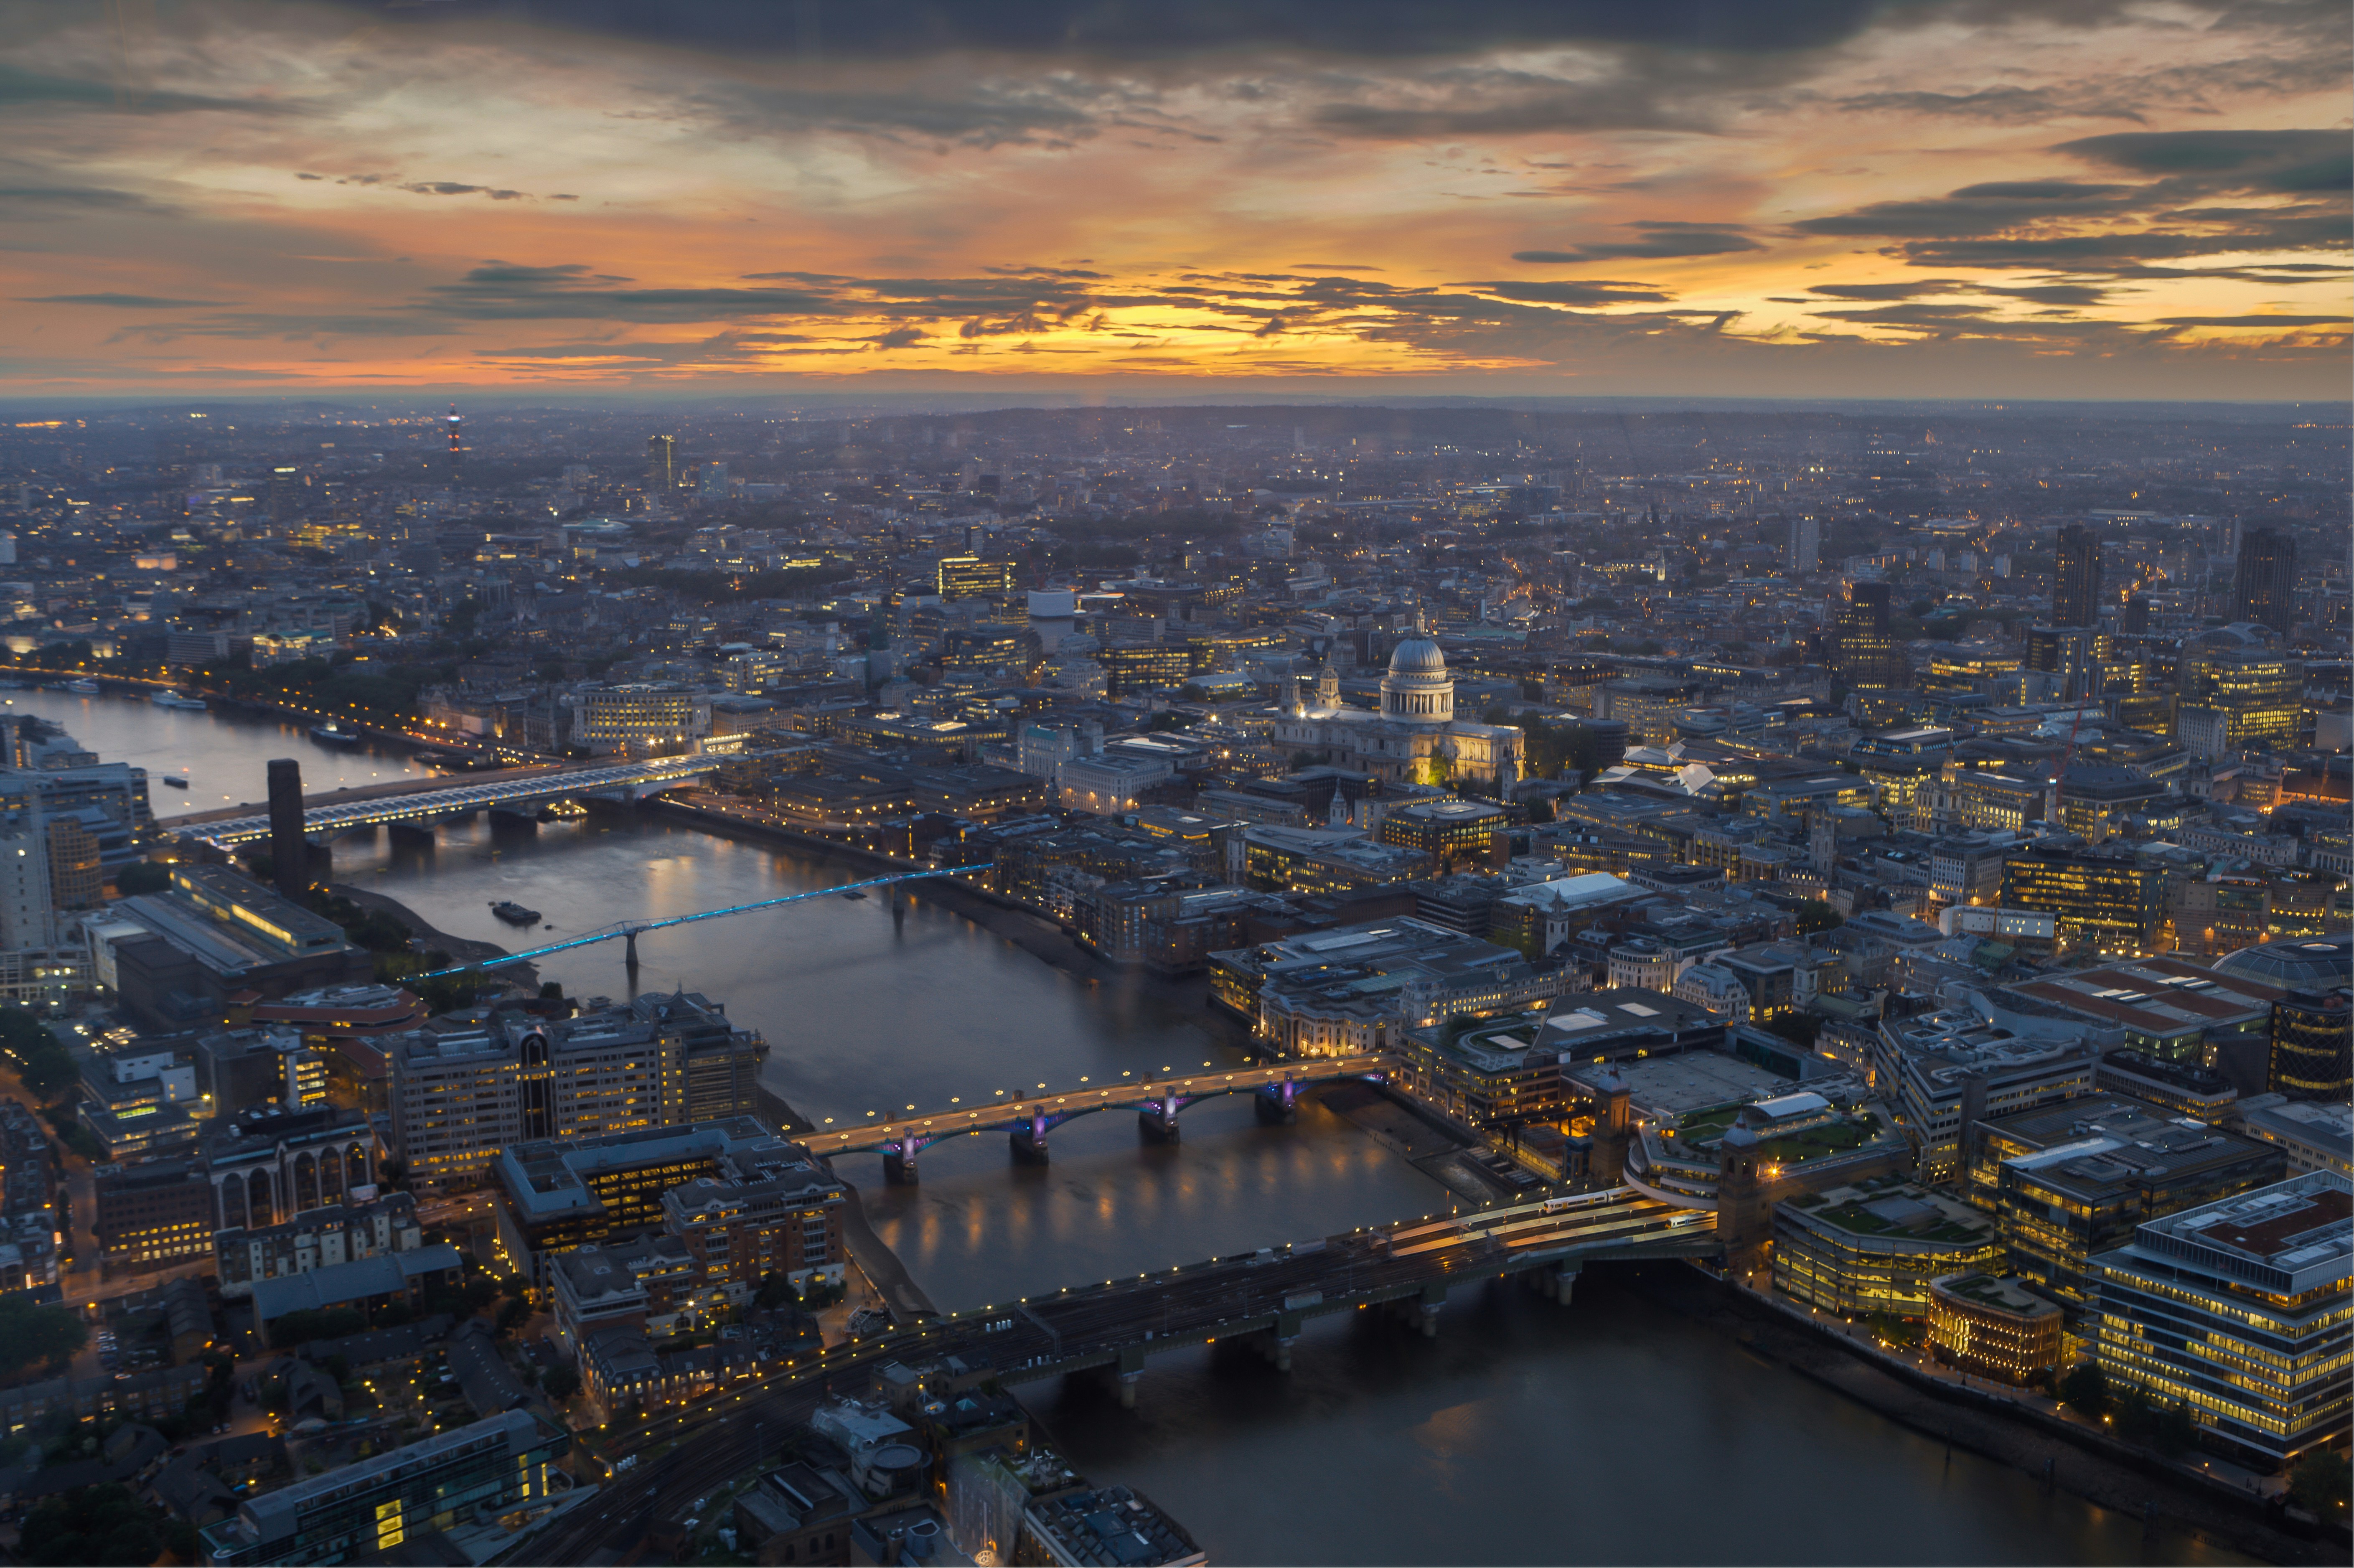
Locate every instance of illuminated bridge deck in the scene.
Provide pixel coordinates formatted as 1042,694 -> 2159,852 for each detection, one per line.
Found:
160,752 -> 747,846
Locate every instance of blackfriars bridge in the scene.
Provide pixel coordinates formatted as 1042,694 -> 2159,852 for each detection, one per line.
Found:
798,1052 -> 1397,1182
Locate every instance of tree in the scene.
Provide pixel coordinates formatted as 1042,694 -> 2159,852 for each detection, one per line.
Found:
2288,1449 -> 2349,1515
20,1484 -> 163,1567
0,1007 -> 76,1096
541,1365 -> 580,1402
0,1291 -> 88,1379
2057,1362 -> 2108,1418
1790,900 -> 1843,936
112,861 -> 170,895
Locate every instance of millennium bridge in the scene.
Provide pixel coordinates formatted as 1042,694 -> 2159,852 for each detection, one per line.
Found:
508,1185 -> 1718,1565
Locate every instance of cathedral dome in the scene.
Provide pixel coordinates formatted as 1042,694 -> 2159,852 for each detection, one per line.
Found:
1388,636 -> 1446,675
1380,634 -> 1453,727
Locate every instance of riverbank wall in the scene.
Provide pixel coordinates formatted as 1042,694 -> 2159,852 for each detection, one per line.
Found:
651,798 -> 1102,979
1629,1260 -> 2342,1566
325,881 -> 538,991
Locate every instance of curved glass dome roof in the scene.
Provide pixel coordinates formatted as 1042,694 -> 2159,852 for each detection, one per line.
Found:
2214,933 -> 2354,992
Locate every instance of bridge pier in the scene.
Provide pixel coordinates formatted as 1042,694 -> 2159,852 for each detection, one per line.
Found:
387,821 -> 436,849
1253,1080 -> 1298,1125
883,1145 -> 919,1185
1248,1329 -> 1297,1372
1138,1096 -> 1181,1143
1526,1260 -> 1580,1303
1010,1113 -> 1050,1165
624,931 -> 639,968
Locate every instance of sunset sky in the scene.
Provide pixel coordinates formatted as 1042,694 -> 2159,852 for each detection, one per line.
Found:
3,0 -> 2347,400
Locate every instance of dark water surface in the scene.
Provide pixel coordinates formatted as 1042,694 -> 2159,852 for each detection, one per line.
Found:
85,700 -> 2240,1565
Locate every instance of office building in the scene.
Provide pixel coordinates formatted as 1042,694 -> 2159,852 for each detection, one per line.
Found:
936,554 -> 1015,601
1975,1095 -> 2284,1304
2052,524 -> 2101,628
2001,955 -> 2280,1084
1998,844 -> 2167,956
1927,1273 -> 2063,1385
2176,625 -> 2301,755
1874,1005 -> 2098,1183
1210,916 -> 1575,1057
2232,526 -> 2296,637
2094,1051 -> 2237,1121
1773,1179 -> 2004,1318
2270,987 -> 2350,1101
267,466 -> 302,525
1828,582 -> 1905,690
390,994 -> 766,1189
1786,515 -> 1820,575
494,1115 -> 838,1286
2089,1172 -> 2350,1471
2229,1096 -> 2352,1180
201,1408 -> 569,1564
92,1159 -> 214,1271
1377,797 -> 1511,875
566,682 -> 712,758
646,433 -> 677,493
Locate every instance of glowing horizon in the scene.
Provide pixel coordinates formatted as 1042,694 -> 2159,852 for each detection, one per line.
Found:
3,0 -> 2347,400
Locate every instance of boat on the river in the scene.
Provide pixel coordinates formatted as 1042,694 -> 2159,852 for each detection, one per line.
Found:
489,900 -> 541,926
151,691 -> 208,710
308,722 -> 364,748
62,679 -> 99,695
162,775 -> 189,789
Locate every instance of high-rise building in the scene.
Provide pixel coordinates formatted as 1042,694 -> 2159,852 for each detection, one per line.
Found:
1999,844 -> 2168,956
267,757 -> 306,901
2233,526 -> 2296,636
1785,515 -> 1820,575
267,466 -> 303,525
2088,1172 -> 2350,1473
2052,524 -> 2101,628
0,776 -> 53,952
697,460 -> 730,497
43,816 -> 100,911
2123,594 -> 2150,635
2176,625 -> 2301,755
1829,582 -> 1905,690
2269,988 -> 2350,1101
645,434 -> 677,494
937,554 -> 1014,601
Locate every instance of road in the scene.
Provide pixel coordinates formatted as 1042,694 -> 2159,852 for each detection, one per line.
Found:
799,1055 -> 1394,1158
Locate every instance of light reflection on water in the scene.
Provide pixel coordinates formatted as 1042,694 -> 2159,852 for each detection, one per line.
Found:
88,703 -> 2243,1566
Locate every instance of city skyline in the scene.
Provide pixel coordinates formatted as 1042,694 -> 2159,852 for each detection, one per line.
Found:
0,0 -> 2347,400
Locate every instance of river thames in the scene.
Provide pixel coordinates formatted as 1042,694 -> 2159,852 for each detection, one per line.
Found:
51,687 -> 2242,1565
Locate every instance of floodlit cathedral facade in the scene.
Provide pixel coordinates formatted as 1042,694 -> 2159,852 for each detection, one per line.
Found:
1274,633 -> 1523,792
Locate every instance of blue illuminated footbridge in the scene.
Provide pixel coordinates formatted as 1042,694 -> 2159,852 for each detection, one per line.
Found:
412,864 -> 989,978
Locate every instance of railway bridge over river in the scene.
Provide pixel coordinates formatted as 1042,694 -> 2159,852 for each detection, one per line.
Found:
507,1187 -> 1717,1565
